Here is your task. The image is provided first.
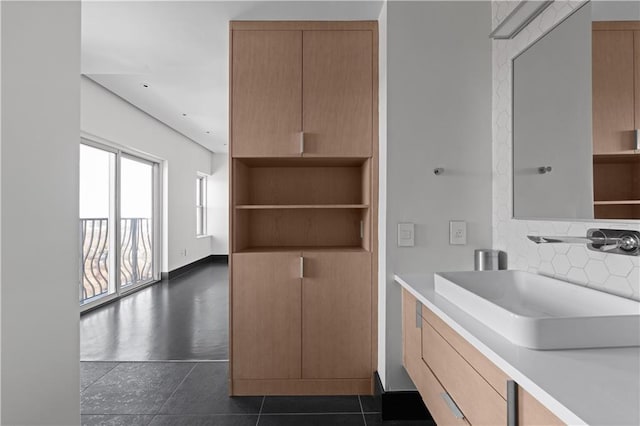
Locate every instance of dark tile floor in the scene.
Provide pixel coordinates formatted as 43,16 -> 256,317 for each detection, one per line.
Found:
81,262 -> 229,361
80,361 -> 429,426
80,263 -> 430,425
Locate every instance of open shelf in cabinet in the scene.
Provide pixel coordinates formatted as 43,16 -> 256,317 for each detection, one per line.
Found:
235,246 -> 368,254
235,204 -> 369,209
232,157 -> 373,252
233,157 -> 370,206
233,207 -> 371,252
593,154 -> 640,219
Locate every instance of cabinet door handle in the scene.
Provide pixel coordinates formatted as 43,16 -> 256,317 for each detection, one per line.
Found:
440,393 -> 464,419
299,132 -> 305,154
299,256 -> 304,279
507,380 -> 518,426
635,129 -> 639,151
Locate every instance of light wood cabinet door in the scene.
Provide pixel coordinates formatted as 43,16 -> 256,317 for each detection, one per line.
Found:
232,252 -> 302,379
302,251 -> 372,378
402,289 -> 423,378
592,29 -> 635,153
231,30 -> 302,157
635,31 -> 640,132
303,31 -> 373,157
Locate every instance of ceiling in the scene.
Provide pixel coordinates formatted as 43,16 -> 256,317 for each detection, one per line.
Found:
81,1 -> 384,153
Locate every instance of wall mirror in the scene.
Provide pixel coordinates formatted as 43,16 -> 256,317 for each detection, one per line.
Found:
513,1 -> 640,220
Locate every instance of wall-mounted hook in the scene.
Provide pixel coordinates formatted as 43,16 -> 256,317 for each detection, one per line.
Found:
538,166 -> 552,174
433,168 -> 444,176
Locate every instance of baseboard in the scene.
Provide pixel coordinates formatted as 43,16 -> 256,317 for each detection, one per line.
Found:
375,371 -> 433,422
164,254 -> 228,280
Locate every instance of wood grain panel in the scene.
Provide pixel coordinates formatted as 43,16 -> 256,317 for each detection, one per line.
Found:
422,320 -> 506,425
302,251 -> 372,379
232,30 -> 301,157
422,305 -> 509,400
595,204 -> 640,219
402,290 -> 423,379
230,21 -> 377,31
518,385 -> 565,426
232,252 -> 302,379
240,208 -> 363,248
592,29 -> 635,153
402,293 -> 469,425
303,30 -> 373,156
593,21 -> 640,31
233,159 -> 250,207
635,31 -> 640,133
593,162 -> 636,202
232,378 -> 372,396
414,361 -> 471,426
247,166 -> 362,205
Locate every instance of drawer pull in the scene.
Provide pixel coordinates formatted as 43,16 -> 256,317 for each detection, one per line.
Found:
300,256 -> 304,279
416,300 -> 423,328
507,380 -> 518,426
440,392 -> 464,419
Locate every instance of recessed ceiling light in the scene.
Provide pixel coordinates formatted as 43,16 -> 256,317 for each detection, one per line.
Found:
142,83 -> 149,88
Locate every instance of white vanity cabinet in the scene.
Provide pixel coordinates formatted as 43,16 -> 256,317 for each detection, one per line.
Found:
402,289 -> 564,426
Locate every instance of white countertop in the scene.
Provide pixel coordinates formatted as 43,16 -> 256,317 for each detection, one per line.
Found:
395,273 -> 640,426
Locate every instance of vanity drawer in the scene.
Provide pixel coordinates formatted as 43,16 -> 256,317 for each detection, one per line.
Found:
422,304 -> 509,399
402,289 -> 423,379
422,319 -> 506,425
519,386 -> 564,426
414,357 -> 470,426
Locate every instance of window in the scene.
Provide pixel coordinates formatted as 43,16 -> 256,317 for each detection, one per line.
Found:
196,175 -> 206,236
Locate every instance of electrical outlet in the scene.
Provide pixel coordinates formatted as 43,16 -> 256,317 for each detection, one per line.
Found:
449,221 -> 467,245
398,223 -> 415,247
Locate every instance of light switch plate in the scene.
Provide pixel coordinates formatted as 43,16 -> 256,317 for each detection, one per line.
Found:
450,221 -> 467,245
398,223 -> 415,247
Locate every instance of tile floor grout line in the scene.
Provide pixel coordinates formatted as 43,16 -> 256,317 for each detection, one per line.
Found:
258,412 -> 365,416
155,362 -> 199,415
81,362 -> 121,392
255,396 -> 266,426
358,395 -> 367,426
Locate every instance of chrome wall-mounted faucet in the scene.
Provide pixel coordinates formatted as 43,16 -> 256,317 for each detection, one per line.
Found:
527,229 -> 640,256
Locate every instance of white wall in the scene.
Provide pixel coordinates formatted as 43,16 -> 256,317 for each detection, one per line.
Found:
592,0 -> 640,21
385,1 -> 493,390
492,0 -> 640,300
208,153 -> 229,255
81,76 -> 228,271
1,2 -> 80,424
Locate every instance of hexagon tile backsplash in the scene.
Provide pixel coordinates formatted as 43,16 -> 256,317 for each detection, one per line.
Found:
491,0 -> 640,300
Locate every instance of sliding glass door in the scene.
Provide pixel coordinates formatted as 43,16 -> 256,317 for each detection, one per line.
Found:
80,141 -> 161,310
120,155 -> 156,289
80,144 -> 117,305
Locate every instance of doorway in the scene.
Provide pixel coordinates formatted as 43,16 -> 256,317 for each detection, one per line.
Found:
79,140 -> 161,311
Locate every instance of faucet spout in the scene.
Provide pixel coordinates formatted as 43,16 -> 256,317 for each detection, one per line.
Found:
527,235 -> 606,245
526,229 -> 640,256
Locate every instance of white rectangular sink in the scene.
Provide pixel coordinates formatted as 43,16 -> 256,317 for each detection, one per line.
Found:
434,270 -> 640,350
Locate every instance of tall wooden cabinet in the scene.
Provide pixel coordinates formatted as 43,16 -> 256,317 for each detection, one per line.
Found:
229,21 -> 378,396
592,22 -> 640,219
